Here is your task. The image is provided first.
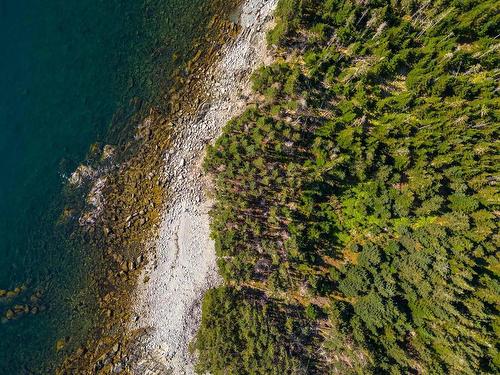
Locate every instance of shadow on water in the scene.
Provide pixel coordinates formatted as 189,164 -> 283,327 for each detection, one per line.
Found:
0,0 -> 223,372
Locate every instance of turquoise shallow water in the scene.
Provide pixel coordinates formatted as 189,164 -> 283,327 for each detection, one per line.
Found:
0,0 -> 218,372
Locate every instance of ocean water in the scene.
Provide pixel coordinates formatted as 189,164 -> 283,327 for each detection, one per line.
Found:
0,0 -> 221,372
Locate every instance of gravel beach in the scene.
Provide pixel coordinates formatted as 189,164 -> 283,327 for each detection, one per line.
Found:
131,1 -> 278,373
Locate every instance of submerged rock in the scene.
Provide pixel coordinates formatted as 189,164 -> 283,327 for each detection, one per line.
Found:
56,337 -> 70,352
5,309 -> 14,320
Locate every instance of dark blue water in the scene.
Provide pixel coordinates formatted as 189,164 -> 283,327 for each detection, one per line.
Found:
0,0 -> 217,372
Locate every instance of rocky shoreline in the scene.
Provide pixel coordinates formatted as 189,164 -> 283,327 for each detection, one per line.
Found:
56,1 -> 242,372
130,0 -> 277,373
55,0 -> 277,373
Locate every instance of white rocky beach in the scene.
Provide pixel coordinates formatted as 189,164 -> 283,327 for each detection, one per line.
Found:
131,0 -> 278,373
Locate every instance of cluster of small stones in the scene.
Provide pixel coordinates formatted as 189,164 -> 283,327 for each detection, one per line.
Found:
56,2 -> 241,374
1,286 -> 44,323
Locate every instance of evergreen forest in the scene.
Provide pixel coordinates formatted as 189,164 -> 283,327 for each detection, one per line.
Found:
194,0 -> 500,373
